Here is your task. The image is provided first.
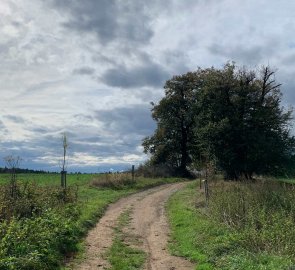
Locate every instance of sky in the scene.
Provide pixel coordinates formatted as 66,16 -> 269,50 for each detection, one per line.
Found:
0,0 -> 295,172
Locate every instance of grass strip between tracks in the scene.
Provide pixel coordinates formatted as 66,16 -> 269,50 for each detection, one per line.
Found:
107,209 -> 146,270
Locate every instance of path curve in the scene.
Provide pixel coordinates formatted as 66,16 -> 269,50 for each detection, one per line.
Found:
72,182 -> 194,270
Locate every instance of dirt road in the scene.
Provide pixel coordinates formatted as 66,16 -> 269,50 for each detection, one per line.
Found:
73,182 -> 195,270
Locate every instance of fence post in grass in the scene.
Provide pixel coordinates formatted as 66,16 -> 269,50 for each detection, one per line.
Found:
60,132 -> 68,189
199,170 -> 202,189
61,170 -> 67,188
204,161 -> 209,207
199,155 -> 202,189
132,165 -> 135,181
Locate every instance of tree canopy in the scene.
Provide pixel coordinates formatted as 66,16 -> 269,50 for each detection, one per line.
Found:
143,63 -> 295,179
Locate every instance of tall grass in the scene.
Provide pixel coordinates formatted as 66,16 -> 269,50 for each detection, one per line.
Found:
90,173 -> 135,189
168,181 -> 294,269
209,180 -> 295,256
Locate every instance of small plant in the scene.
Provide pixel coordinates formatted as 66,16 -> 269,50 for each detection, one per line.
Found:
60,132 -> 68,188
4,155 -> 22,199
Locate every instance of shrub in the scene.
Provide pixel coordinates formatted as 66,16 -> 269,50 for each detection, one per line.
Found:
0,205 -> 80,270
0,182 -> 78,221
136,164 -> 177,178
0,181 -> 80,269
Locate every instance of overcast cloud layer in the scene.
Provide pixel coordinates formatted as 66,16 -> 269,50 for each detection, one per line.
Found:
0,0 -> 295,172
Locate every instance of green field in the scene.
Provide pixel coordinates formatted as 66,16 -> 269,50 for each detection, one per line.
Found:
0,173 -> 96,186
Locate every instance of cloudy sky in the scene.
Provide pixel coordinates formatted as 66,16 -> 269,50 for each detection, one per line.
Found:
0,0 -> 295,172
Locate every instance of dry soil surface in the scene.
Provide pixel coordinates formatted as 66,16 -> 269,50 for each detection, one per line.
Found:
72,182 -> 195,270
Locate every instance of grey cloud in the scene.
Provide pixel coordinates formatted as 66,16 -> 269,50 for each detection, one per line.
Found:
51,0 -> 153,45
95,104 -> 155,136
279,79 -> 295,106
73,114 -> 94,122
0,119 -> 9,136
208,40 -> 278,65
71,140 -> 135,157
4,115 -> 25,123
73,67 -> 95,76
0,120 -> 6,129
280,53 -> 295,67
102,62 -> 169,88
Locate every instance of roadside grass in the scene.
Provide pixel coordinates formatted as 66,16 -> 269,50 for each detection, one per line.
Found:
167,181 -> 294,270
0,173 -> 184,269
107,209 -> 146,270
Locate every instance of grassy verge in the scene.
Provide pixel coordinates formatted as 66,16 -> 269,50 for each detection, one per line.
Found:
107,209 -> 146,270
167,181 -> 294,270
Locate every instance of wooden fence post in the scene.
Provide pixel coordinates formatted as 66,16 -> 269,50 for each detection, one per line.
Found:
132,165 -> 135,181
61,170 -> 67,188
204,162 -> 209,207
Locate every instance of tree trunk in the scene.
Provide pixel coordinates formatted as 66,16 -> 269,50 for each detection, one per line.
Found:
179,122 -> 190,177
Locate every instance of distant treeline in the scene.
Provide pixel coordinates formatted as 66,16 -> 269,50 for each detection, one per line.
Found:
0,167 -> 55,174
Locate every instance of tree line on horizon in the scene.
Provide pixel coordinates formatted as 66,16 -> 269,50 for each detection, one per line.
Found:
143,63 -> 295,180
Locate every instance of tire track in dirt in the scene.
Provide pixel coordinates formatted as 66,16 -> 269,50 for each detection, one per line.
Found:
71,182 -> 195,270
130,182 -> 194,270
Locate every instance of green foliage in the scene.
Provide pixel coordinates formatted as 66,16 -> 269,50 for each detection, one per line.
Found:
167,181 -> 294,269
0,205 -> 80,270
144,63 -> 295,179
136,162 -> 177,178
197,64 -> 295,179
143,72 -> 203,177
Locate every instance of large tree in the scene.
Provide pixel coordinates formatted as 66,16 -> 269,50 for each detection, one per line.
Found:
142,71 -> 203,176
197,63 -> 295,179
144,63 -> 295,179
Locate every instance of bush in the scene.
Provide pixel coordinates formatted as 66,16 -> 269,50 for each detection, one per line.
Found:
0,181 -> 80,269
0,182 -> 78,221
136,164 -> 177,178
